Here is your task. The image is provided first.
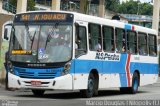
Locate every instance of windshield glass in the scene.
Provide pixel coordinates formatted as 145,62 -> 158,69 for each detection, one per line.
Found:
10,24 -> 72,63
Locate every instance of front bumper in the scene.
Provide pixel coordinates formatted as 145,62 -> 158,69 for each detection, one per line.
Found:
8,72 -> 73,90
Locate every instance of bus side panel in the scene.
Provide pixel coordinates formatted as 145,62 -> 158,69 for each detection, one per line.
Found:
130,55 -> 159,86
73,59 -> 103,90
100,53 -> 128,88
72,54 -> 158,90
73,53 -> 130,89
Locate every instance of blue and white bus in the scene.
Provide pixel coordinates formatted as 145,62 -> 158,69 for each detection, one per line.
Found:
5,11 -> 158,98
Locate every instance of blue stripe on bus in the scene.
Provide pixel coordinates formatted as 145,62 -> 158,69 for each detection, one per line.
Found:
130,63 -> 159,74
119,54 -> 128,87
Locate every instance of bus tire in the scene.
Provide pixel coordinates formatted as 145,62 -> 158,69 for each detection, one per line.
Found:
130,72 -> 139,94
81,73 -> 95,98
32,90 -> 45,96
5,73 -> 9,90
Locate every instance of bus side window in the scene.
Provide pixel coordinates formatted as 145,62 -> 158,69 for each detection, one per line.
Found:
88,23 -> 102,52
75,26 -> 87,57
103,26 -> 114,52
148,34 -> 157,56
127,30 -> 137,54
115,28 -> 126,53
138,33 -> 148,55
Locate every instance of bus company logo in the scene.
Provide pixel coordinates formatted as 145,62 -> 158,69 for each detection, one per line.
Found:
95,52 -> 120,61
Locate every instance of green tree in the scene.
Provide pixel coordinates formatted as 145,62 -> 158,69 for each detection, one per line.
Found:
9,0 -> 35,11
139,3 -> 153,15
105,0 -> 120,12
27,0 -> 36,11
117,0 -> 139,14
9,0 -> 17,7
116,0 -> 153,15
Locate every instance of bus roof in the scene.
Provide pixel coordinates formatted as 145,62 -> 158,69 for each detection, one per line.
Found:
15,11 -> 158,35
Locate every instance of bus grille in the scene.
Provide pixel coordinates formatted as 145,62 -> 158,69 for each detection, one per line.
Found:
14,67 -> 62,79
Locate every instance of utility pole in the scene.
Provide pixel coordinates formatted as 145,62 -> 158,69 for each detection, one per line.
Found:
80,0 -> 87,14
16,0 -> 27,13
152,0 -> 160,32
99,0 -> 105,18
51,0 -> 60,10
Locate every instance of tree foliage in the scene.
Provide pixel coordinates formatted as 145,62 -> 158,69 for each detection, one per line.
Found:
8,0 -> 153,15
138,3 -> 153,15
27,0 -> 36,11
117,0 -> 138,14
105,0 -> 120,12
105,0 -> 153,15
9,0 -> 35,11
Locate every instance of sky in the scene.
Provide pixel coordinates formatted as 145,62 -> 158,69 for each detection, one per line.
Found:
120,0 -> 153,3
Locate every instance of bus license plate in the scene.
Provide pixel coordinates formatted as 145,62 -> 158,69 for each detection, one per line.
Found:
31,81 -> 41,86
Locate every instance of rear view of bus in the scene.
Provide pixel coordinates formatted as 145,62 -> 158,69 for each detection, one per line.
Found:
7,12 -> 74,96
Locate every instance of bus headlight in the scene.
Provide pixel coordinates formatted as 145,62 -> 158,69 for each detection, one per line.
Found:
62,62 -> 71,75
10,68 -> 14,74
8,62 -> 14,74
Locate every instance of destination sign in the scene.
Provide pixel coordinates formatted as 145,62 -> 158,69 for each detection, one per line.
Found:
14,12 -> 73,23
12,50 -> 32,55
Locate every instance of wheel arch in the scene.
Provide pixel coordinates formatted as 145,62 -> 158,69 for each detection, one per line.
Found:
90,69 -> 99,80
90,69 -> 99,87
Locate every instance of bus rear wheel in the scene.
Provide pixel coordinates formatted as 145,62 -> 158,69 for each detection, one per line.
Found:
120,72 -> 139,94
130,72 -> 139,94
80,73 -> 95,98
32,90 -> 45,96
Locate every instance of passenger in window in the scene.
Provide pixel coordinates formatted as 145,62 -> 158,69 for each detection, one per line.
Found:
122,46 -> 125,52
111,44 -> 115,51
115,48 -> 118,52
95,41 -> 101,52
129,48 -> 133,54
138,46 -> 143,55
150,49 -> 156,56
75,42 -> 78,50
152,51 -> 156,56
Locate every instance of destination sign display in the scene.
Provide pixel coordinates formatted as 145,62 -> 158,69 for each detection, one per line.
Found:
14,12 -> 74,23
12,50 -> 32,55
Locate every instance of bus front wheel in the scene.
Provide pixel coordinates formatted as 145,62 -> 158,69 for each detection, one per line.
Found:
32,90 -> 45,96
80,73 -> 95,98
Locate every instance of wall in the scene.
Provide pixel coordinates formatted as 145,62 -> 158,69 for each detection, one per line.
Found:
0,13 -> 13,83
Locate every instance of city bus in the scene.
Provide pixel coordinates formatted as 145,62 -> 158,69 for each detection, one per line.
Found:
4,11 -> 159,98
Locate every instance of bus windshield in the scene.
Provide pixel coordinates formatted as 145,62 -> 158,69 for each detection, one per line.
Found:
9,23 -> 72,63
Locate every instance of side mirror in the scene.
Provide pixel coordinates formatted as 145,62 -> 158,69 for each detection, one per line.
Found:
4,28 -> 9,40
3,21 -> 12,41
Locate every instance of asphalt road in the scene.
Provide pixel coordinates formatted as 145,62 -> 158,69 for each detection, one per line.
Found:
0,78 -> 160,106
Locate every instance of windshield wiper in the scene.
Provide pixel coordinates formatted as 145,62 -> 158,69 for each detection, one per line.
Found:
44,23 -> 60,49
24,24 -> 37,50
31,31 -> 36,49
25,24 -> 33,41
